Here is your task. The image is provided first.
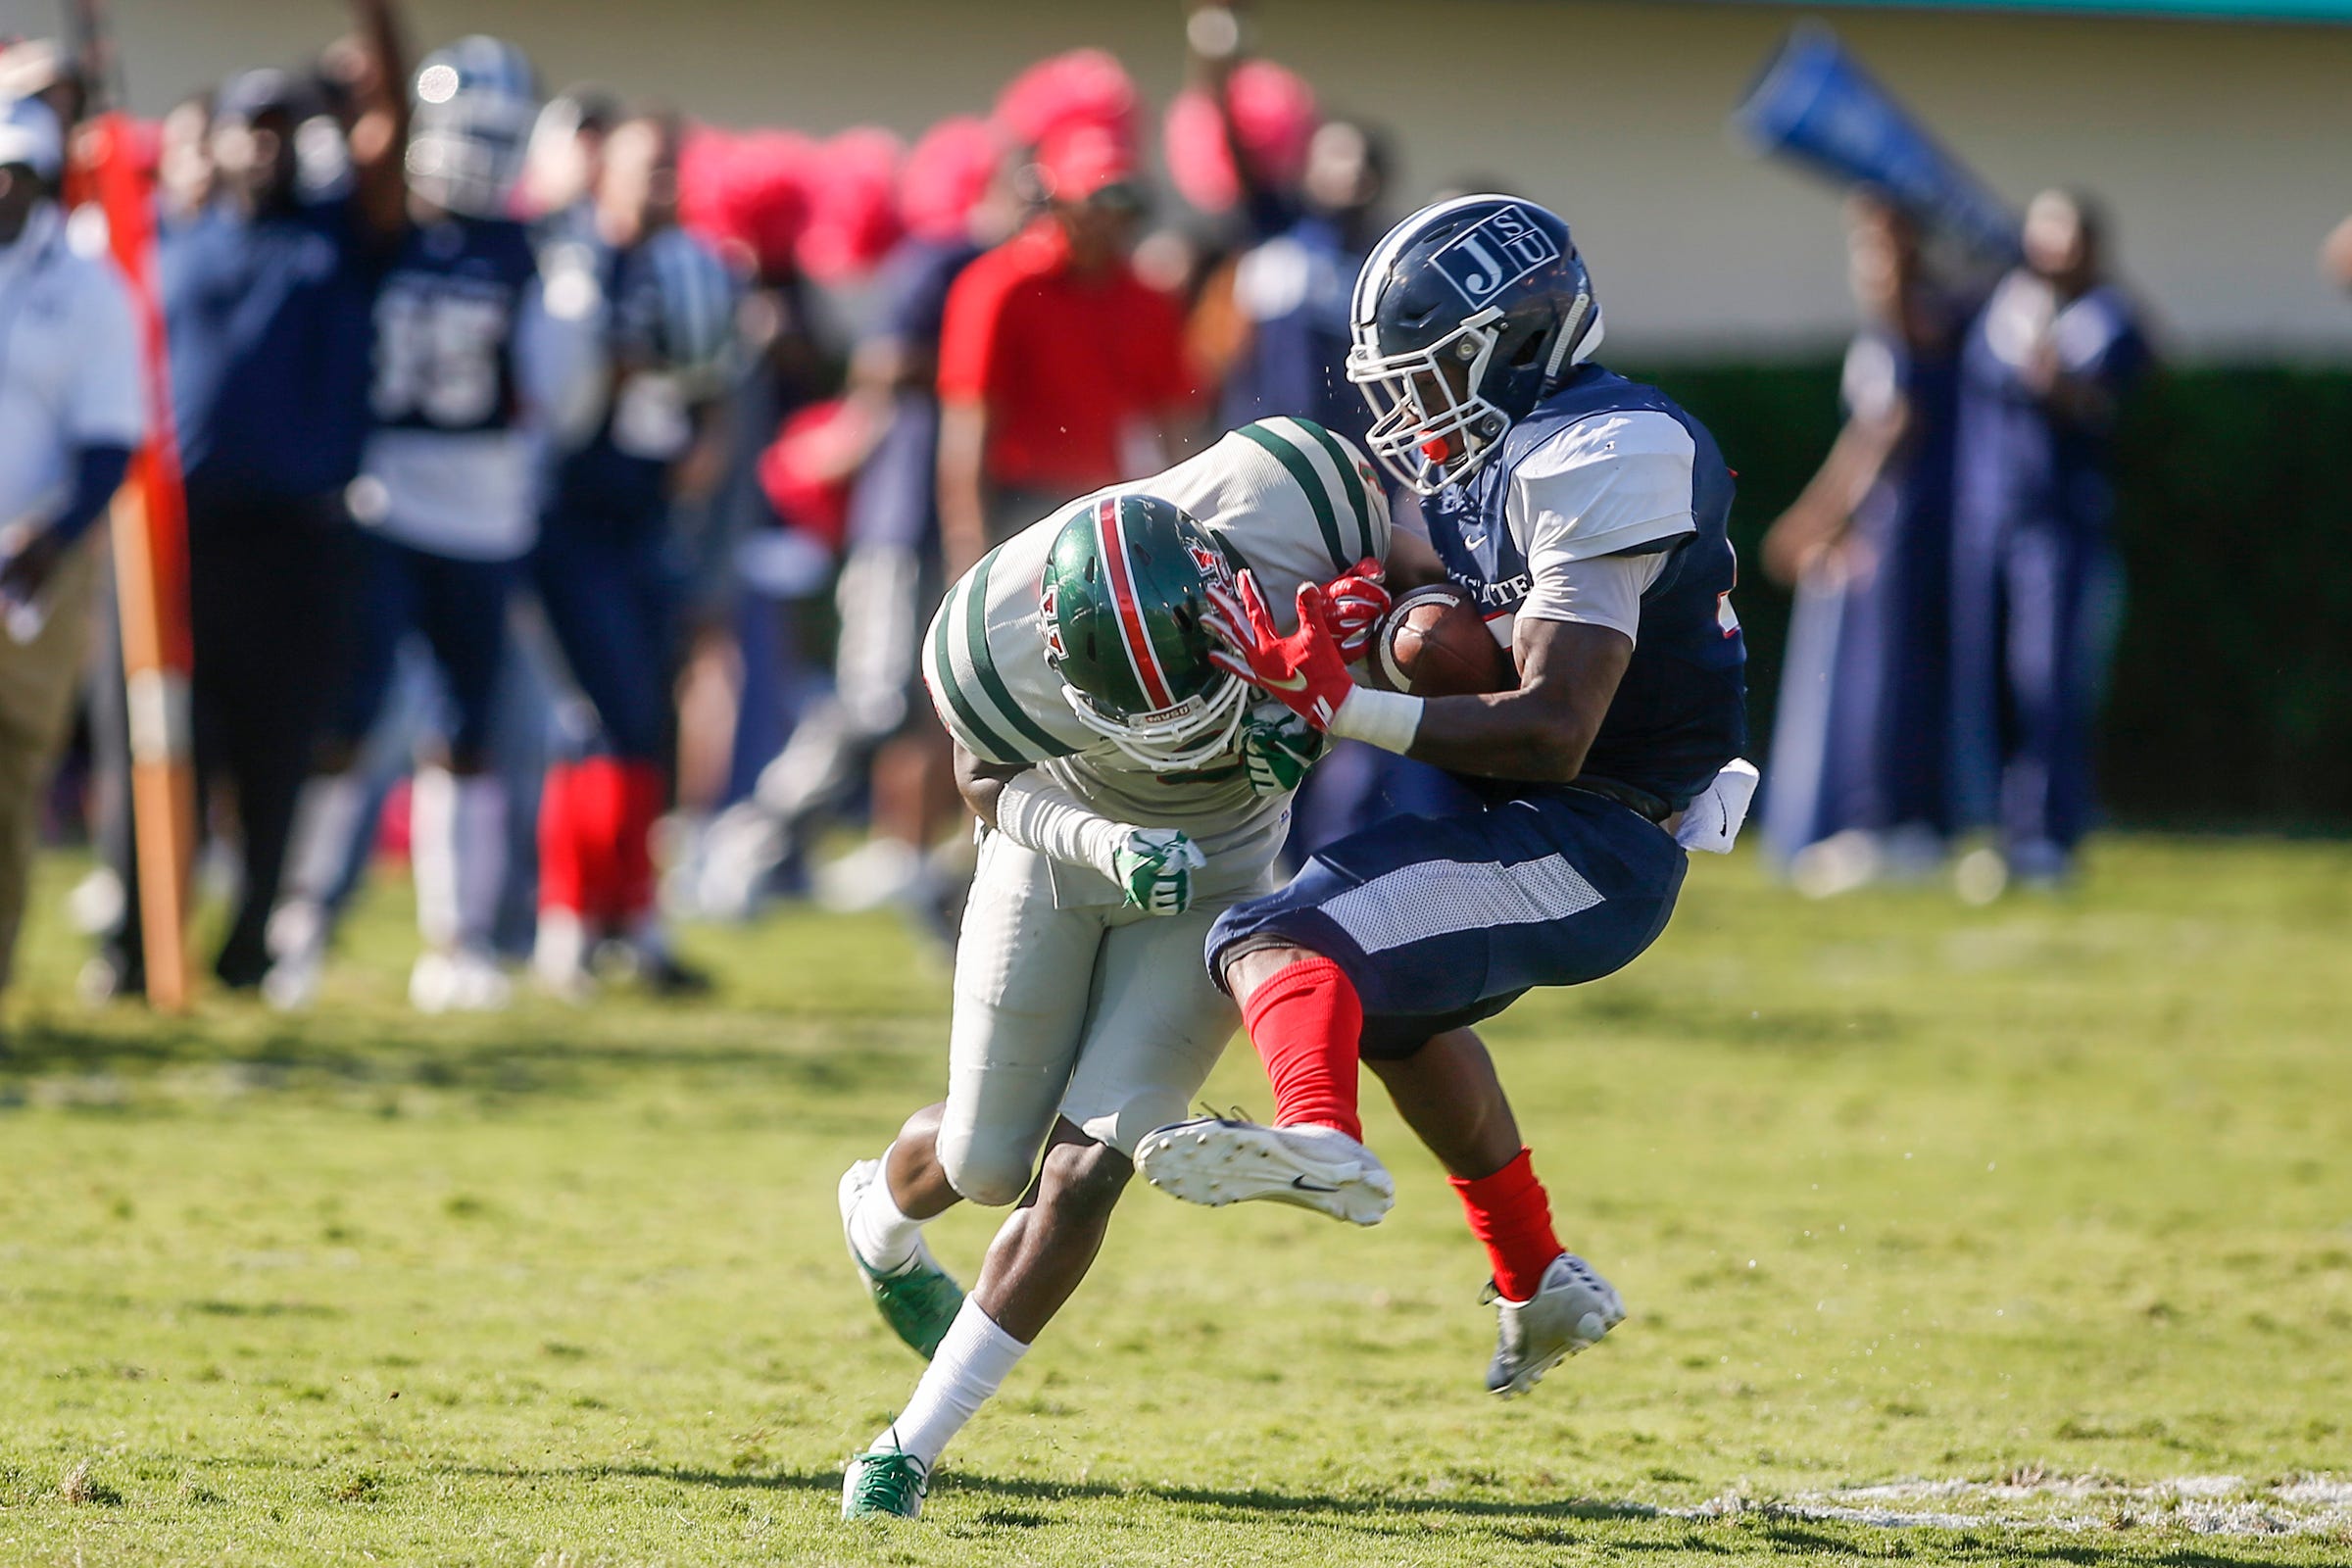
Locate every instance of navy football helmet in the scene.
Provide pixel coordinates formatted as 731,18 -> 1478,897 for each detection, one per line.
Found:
407,36 -> 539,219
1347,196 -> 1602,494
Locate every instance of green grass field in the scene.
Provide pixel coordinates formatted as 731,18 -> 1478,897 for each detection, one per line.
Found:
4,837 -> 2350,1566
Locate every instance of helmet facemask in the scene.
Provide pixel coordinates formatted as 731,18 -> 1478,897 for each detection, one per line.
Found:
1061,674 -> 1250,773
1348,306 -> 1513,496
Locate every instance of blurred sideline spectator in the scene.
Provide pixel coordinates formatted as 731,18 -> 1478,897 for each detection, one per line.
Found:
87,4 -> 409,1002
530,106 -> 736,998
1948,189 -> 2149,897
1761,194 -> 1968,897
1204,118 -> 1390,443
697,118 -> 1013,923
935,116 -> 1200,571
0,94 -> 142,1016
265,33 -> 601,1014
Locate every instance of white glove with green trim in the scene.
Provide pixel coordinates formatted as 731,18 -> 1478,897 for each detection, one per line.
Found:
1239,702 -> 1326,798
1110,827 -> 1207,916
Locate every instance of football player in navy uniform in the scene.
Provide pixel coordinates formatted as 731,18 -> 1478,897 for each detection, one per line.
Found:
1139,197 -> 1758,1397
267,37 -> 597,1012
530,106 -> 736,996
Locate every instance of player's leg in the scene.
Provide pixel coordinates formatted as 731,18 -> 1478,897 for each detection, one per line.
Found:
847,896 -> 1236,1518
1140,792 -> 1686,1227
407,551 -> 517,1012
1363,1027 -> 1622,1396
840,834 -> 1097,1354
266,530 -> 409,1007
549,530 -> 696,987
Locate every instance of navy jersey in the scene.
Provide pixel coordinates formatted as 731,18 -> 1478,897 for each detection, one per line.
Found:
159,196 -> 381,503
544,231 -> 736,538
369,216 -> 539,437
1220,214 -> 1372,446
1955,276 -> 2147,537
1422,364 -> 1747,809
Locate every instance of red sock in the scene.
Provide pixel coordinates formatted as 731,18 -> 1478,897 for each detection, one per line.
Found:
1449,1149 -> 1564,1303
537,762 -> 584,915
612,759 -> 667,922
567,758 -> 628,925
1240,956 -> 1363,1141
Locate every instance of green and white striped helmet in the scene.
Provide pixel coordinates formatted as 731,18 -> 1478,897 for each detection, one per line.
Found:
1040,494 -> 1249,771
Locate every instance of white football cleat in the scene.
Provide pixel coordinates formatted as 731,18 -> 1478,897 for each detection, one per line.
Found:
410,949 -> 512,1014
1485,1252 -> 1625,1397
1135,1115 -> 1395,1226
262,898 -> 328,1012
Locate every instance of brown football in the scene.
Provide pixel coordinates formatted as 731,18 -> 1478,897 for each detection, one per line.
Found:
1370,583 -> 1518,697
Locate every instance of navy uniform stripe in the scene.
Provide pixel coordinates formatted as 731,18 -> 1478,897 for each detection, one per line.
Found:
1238,423 -> 1348,572
963,547 -> 1075,760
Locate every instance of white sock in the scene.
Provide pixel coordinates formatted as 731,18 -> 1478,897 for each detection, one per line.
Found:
869,1298 -> 1029,1468
849,1168 -> 926,1275
451,775 -> 507,952
281,771 -> 368,909
411,768 -> 462,950
412,769 -> 507,951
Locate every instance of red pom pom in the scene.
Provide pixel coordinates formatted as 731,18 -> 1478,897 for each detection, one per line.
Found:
680,127 -> 815,281
899,116 -> 1004,243
1163,60 -> 1319,214
797,126 -> 904,283
994,48 -> 1139,152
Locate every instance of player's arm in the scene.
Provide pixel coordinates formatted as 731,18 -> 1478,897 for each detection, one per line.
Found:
1389,616 -> 1629,782
344,0 -> 411,242
950,742 -> 1204,915
1205,569 -> 1633,785
936,400 -> 989,578
1209,416 -> 1688,784
1761,397 -> 1906,587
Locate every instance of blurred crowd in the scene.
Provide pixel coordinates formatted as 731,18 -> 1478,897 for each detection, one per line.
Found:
1759,188 -> 2152,903
0,2 -> 1439,1016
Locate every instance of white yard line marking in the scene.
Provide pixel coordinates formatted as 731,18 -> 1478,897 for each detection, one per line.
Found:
1643,1474 -> 2352,1538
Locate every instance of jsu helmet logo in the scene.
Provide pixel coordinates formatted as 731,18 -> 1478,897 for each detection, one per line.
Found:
1430,206 -> 1561,307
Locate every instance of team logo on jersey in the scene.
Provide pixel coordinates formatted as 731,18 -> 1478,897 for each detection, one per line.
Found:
1430,205 -> 1560,308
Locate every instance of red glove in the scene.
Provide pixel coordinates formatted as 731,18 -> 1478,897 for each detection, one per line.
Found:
1203,569 -> 1357,730
1322,557 -> 1391,662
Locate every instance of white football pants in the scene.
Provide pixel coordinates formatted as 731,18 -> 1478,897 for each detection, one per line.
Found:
936,830 -> 1265,1206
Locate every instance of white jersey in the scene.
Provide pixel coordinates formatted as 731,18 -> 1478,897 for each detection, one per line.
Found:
925,417 -> 1390,906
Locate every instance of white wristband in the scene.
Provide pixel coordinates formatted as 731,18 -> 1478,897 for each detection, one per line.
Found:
994,771 -> 1127,882
1326,686 -> 1424,756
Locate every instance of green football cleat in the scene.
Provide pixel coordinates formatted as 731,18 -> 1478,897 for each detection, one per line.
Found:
841,1447 -> 928,1520
838,1159 -> 964,1358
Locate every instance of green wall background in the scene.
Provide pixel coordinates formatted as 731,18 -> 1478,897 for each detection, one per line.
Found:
1623,362 -> 2352,829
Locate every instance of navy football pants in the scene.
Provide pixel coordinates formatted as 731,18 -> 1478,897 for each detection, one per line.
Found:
330,531 -> 514,768
1208,787 -> 1688,1059
1948,512 -> 2118,869
534,526 -> 676,764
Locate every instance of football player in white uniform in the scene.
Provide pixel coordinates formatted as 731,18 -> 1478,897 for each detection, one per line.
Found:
837,418 -> 1393,1519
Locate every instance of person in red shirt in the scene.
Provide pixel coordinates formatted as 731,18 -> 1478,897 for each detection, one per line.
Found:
935,122 -> 1197,572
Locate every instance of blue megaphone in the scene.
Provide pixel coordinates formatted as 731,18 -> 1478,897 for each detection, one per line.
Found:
1733,23 -> 2021,264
